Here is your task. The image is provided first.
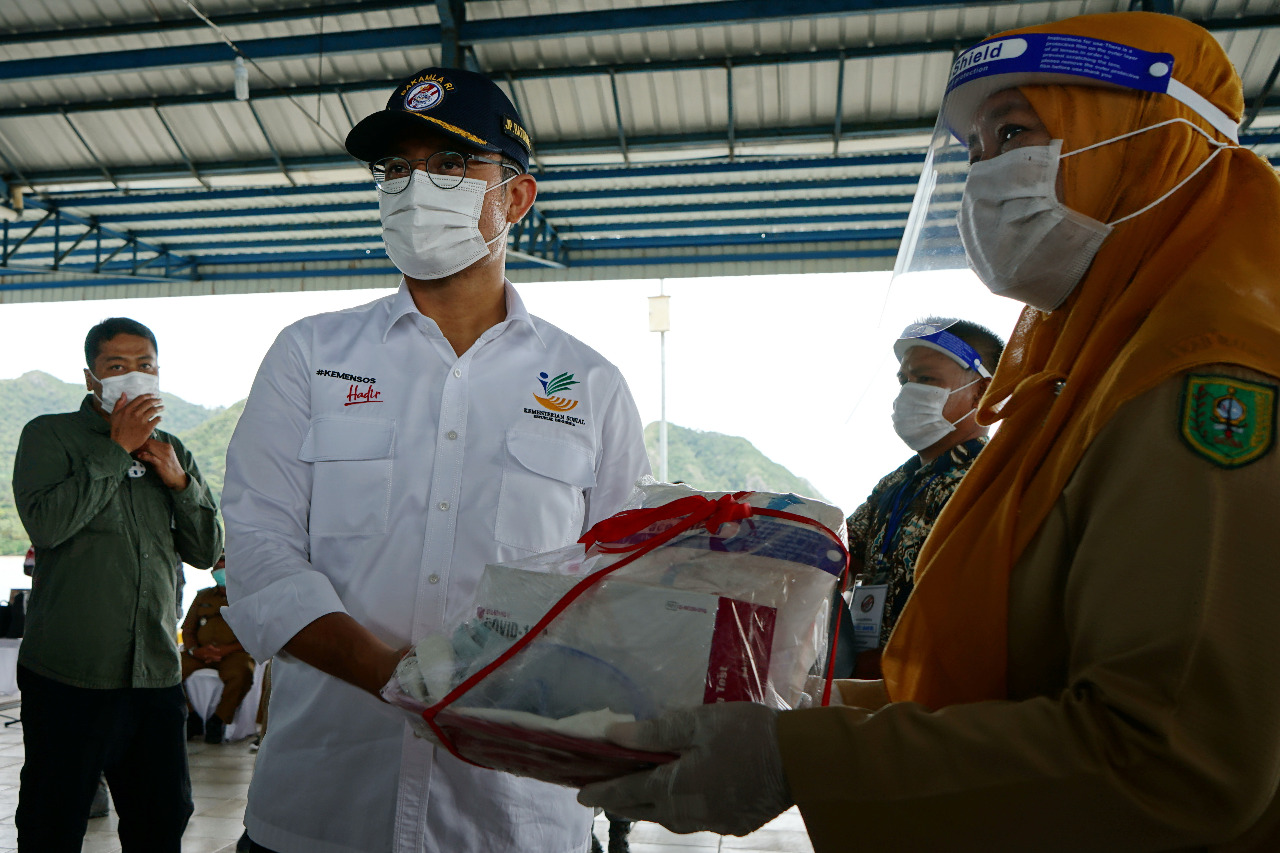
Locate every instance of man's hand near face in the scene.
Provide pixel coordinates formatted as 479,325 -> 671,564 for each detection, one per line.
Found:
109,392 -> 163,453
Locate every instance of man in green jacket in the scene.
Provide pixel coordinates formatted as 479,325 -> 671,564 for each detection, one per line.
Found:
11,317 -> 223,853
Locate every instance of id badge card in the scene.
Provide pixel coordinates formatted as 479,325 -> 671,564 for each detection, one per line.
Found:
848,583 -> 888,653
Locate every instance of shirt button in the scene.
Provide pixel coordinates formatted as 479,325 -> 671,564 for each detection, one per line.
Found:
453,368 -> 462,378
446,430 -> 458,440
428,574 -> 440,584
438,501 -> 450,511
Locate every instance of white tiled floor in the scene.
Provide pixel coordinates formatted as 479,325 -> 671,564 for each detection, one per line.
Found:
0,714 -> 814,853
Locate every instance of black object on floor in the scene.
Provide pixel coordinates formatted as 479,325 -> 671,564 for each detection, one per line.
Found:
204,715 -> 225,745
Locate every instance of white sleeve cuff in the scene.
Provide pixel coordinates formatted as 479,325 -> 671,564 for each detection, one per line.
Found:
222,571 -> 347,662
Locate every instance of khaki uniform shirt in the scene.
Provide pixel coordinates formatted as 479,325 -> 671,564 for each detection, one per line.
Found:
779,365 -> 1280,851
12,396 -> 223,689
182,585 -> 238,648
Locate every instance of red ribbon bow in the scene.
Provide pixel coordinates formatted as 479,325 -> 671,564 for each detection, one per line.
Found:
578,492 -> 756,552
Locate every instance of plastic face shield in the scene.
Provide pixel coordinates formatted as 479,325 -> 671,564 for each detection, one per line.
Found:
886,30 -> 1239,346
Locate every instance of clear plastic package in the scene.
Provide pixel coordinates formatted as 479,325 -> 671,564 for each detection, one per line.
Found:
383,481 -> 847,786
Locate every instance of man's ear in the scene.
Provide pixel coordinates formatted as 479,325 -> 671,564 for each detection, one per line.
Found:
505,173 -> 537,224
84,368 -> 95,393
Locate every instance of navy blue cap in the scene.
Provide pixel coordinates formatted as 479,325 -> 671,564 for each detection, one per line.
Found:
345,67 -> 532,172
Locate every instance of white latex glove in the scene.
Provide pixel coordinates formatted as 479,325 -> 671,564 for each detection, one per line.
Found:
577,702 -> 793,836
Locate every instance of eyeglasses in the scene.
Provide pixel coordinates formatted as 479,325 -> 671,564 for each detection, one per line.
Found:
371,151 -> 518,193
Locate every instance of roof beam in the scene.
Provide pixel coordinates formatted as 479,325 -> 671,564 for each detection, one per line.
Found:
832,51 -> 846,155
15,120 -> 937,186
14,240 -> 899,290
17,8 -> 1280,120
60,111 -> 118,189
35,1 -> 1280,83
152,103 -> 209,188
78,192 -> 942,227
1,0 -> 428,46
0,47 -> 939,118
137,225 -> 896,266
608,69 -> 630,167
0,27 -> 442,83
726,60 -> 736,162
42,151 -> 929,206
48,174 -> 925,225
0,202 -> 197,280
246,102 -> 297,187
23,106 -> 1280,189
19,211 -> 906,257
5,1 -> 983,74
6,0 -> 976,46
437,0 -> 480,72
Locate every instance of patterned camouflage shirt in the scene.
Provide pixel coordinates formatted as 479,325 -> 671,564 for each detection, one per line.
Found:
846,437 -> 986,647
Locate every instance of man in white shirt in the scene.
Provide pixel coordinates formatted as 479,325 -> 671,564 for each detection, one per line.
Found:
222,67 -> 651,853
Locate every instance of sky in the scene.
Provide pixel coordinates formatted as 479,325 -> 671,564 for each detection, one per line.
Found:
0,270 -> 1024,519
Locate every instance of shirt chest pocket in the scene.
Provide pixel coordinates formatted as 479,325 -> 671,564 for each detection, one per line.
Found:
298,416 -> 396,536
495,430 -> 596,553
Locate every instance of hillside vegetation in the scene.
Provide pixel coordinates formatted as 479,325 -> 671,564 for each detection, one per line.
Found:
643,421 -> 825,501
0,372 -> 826,553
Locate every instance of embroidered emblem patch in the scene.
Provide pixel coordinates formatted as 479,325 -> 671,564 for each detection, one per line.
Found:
1180,374 -> 1276,468
404,80 -> 445,112
533,371 -> 580,412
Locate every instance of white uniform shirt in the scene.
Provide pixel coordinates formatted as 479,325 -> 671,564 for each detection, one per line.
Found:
222,281 -> 650,853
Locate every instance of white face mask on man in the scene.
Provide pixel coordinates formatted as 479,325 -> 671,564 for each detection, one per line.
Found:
891,376 -> 981,452
957,118 -> 1234,312
379,171 -> 515,280
90,370 -> 160,414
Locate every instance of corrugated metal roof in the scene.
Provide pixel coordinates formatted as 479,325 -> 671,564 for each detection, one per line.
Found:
1,0 -> 1279,301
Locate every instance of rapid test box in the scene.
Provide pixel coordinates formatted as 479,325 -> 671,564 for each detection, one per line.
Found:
473,565 -> 778,709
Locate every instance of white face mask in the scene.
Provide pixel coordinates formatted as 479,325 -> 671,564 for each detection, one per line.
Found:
958,119 -> 1235,312
90,370 -> 160,414
891,377 -> 980,452
379,171 -> 514,280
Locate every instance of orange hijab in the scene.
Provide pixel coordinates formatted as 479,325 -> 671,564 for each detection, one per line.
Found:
881,12 -> 1280,709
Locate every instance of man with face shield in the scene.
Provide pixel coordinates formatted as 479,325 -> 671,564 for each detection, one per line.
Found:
578,12 -> 1280,850
834,319 -> 1002,679
221,68 -> 650,853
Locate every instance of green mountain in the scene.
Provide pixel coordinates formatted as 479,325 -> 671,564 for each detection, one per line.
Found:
176,399 -> 245,506
644,422 -> 826,501
0,380 -> 828,552
0,371 -> 226,554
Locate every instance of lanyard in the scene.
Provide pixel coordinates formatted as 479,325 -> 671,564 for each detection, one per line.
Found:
879,471 -> 940,557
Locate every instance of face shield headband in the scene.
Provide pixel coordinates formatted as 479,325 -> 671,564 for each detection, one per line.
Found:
894,324 -> 992,378
943,32 -> 1238,145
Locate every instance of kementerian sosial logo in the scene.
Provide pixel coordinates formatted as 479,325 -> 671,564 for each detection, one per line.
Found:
534,371 -> 579,412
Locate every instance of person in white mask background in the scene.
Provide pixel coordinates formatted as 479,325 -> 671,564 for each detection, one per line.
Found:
12,317 -> 223,852
222,68 -> 650,853
828,318 -> 1002,680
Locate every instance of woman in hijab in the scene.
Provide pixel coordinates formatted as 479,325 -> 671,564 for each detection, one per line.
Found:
580,12 -> 1280,851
